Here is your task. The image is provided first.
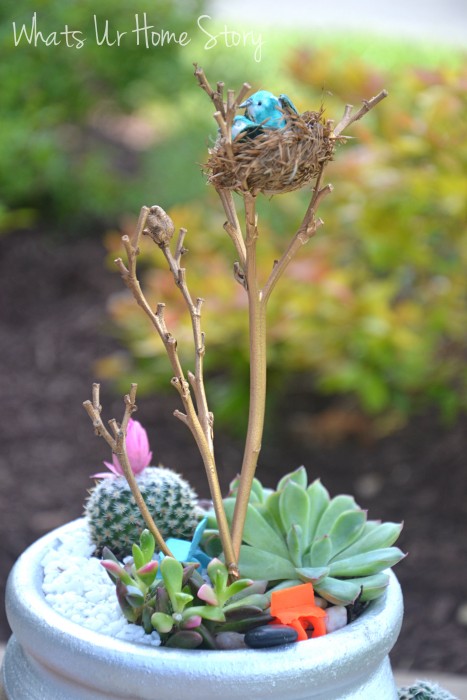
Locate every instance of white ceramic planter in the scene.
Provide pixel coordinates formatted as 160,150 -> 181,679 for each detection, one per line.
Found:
2,519 -> 403,700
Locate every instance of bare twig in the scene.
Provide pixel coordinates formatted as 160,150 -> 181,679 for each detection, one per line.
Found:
194,63 -> 225,117
216,188 -> 247,269
333,90 -> 388,137
263,181 -> 333,304
161,240 -> 213,453
116,208 -> 238,577
83,383 -> 173,556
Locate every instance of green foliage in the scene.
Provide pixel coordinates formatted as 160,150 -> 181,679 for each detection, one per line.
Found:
101,45 -> 467,431
0,0 -> 206,229
85,467 -> 201,557
102,532 -> 270,649
207,467 -> 405,605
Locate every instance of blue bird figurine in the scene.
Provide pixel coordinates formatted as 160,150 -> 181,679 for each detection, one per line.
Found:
278,93 -> 299,116
231,115 -> 263,140
240,90 -> 286,129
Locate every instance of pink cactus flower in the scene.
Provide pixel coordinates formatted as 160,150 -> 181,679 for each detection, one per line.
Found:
91,418 -> 152,478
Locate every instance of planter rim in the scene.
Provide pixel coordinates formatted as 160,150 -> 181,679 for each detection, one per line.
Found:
5,518 -> 403,699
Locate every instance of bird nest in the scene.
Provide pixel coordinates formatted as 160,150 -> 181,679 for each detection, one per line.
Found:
205,110 -> 335,196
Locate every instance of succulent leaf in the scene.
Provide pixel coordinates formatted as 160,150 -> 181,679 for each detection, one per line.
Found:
315,576 -> 362,605
295,566 -> 330,585
187,605 -> 225,622
197,583 -> 219,606
125,585 -> 146,608
226,579 -> 268,603
328,509 -> 367,557
262,490 -> 285,535
277,465 -> 308,491
220,612 -> 273,633
335,522 -> 403,559
132,544 -> 145,571
329,547 -> 406,578
345,573 -> 390,601
224,499 -> 290,560
286,524 -> 304,568
314,495 -> 358,541
164,630 -> 203,649
207,558 -> 228,590
151,612 -> 174,634
135,560 -> 159,587
224,578 -> 254,601
307,479 -> 330,541
238,545 -> 297,581
173,591 -> 193,609
140,529 -> 156,563
160,557 -> 184,603
305,534 -> 332,567
223,593 -> 270,612
279,481 -> 310,545
100,560 -> 133,586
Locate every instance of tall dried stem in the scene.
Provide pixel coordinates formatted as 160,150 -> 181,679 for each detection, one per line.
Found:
199,70 -> 389,558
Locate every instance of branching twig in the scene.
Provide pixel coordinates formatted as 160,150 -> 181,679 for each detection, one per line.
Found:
83,383 -> 173,556
115,207 -> 238,578
333,90 -> 388,137
216,188 -> 247,270
159,237 -> 213,453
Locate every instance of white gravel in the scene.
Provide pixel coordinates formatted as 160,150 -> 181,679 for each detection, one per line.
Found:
41,520 -> 161,647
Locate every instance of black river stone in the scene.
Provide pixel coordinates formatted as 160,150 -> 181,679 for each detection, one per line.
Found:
244,624 -> 298,649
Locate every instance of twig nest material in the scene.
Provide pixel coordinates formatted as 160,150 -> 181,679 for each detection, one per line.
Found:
206,111 -> 335,195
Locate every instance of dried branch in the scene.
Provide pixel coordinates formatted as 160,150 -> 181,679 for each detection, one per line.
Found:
194,63 -> 225,117
216,188 -> 247,269
83,383 -> 173,556
333,90 -> 388,137
116,207 -> 238,578
263,181 -> 333,304
160,238 -> 213,453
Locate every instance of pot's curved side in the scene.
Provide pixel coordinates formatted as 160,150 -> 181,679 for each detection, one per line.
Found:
2,519 -> 403,700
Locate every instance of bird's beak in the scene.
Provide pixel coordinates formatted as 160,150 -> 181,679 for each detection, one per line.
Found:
239,99 -> 251,108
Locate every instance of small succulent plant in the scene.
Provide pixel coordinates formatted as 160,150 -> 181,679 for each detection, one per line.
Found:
207,467 -> 405,606
102,530 -> 271,649
86,466 -> 202,557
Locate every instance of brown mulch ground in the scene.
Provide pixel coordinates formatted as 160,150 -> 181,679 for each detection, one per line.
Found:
1,230 -> 466,675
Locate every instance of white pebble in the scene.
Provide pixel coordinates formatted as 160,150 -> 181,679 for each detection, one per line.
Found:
325,606 -> 348,633
41,520 -> 160,647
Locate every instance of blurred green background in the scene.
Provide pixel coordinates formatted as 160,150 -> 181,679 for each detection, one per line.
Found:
2,0 -> 467,435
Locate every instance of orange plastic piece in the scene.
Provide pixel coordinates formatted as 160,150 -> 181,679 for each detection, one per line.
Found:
270,583 -> 327,641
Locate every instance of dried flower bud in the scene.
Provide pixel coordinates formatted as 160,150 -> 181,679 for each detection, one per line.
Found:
143,205 -> 175,247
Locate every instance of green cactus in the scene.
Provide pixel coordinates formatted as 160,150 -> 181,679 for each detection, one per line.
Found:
397,681 -> 457,700
209,466 -> 405,606
85,467 -> 202,556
